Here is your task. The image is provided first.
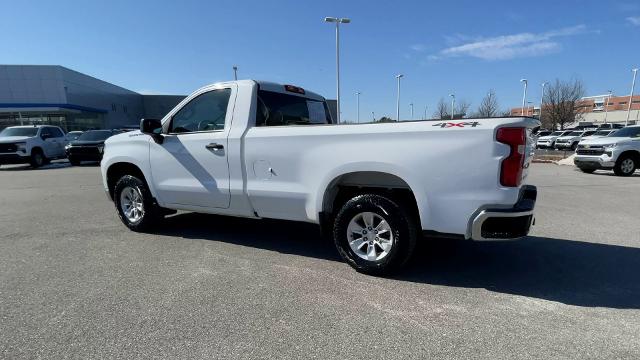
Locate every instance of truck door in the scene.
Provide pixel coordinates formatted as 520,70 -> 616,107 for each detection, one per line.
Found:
148,86 -> 234,209
39,127 -> 61,158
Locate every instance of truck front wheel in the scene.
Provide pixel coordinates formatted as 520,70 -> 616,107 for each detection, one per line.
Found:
113,175 -> 161,231
333,194 -> 417,275
614,155 -> 637,176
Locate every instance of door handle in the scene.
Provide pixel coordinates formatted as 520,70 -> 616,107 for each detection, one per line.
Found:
205,143 -> 224,150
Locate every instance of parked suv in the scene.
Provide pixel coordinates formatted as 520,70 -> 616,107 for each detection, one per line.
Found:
536,130 -> 572,149
0,125 -> 67,168
574,125 -> 640,176
66,129 -> 121,165
554,130 -> 596,150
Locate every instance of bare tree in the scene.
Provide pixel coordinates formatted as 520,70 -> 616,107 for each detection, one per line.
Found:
475,89 -> 500,117
542,78 -> 586,129
433,98 -> 449,119
457,100 -> 471,118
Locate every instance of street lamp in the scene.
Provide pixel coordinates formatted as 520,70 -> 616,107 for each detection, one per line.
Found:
626,68 -> 638,126
372,111 -> 375,122
324,17 -> 351,125
520,79 -> 528,116
396,74 -> 403,121
409,103 -> 414,120
233,66 -> 238,80
423,105 -> 428,120
356,92 -> 361,123
449,94 -> 455,120
540,82 -> 547,121
604,90 -> 612,124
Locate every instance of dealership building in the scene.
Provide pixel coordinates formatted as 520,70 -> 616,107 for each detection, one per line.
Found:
0,65 -> 185,131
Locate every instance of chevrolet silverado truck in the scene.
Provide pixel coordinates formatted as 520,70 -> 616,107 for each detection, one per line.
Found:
536,130 -> 572,149
574,125 -> 640,176
100,80 -> 540,275
554,130 -> 596,150
0,125 -> 67,168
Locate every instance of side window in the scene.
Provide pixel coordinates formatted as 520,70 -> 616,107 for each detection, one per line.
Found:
50,127 -> 64,138
256,90 -> 330,126
40,127 -> 51,139
169,89 -> 231,133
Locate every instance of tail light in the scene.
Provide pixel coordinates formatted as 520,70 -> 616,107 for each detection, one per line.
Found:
496,127 -> 526,187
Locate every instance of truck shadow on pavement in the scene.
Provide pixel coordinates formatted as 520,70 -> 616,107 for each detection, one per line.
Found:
159,213 -> 640,309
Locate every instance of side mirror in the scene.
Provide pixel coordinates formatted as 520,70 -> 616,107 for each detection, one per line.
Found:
140,118 -> 164,144
140,118 -> 162,134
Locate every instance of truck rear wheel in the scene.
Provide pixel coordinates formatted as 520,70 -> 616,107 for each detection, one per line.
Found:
333,194 -> 417,276
113,175 -> 161,231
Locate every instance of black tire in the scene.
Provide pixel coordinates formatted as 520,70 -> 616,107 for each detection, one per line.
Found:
29,149 -> 46,168
333,194 -> 418,276
113,175 -> 161,231
614,154 -> 637,177
579,168 -> 596,174
69,157 -> 81,166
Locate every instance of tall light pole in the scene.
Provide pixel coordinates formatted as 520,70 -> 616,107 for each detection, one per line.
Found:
520,79 -> 528,116
371,111 -> 375,122
356,91 -> 361,123
423,105 -> 428,120
604,90 -> 612,124
449,94 -> 455,120
409,103 -> 414,120
324,17 -> 351,125
540,82 -> 547,121
233,66 -> 238,80
626,68 -> 638,126
396,74 -> 404,121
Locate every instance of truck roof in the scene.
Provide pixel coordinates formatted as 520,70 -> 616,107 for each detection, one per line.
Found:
199,80 -> 326,102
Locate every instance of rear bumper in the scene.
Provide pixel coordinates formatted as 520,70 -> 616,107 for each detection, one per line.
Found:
0,153 -> 30,164
470,185 -> 537,241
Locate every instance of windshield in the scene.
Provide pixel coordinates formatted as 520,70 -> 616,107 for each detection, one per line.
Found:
0,127 -> 38,137
568,131 -> 583,136
594,130 -> 611,136
77,130 -> 112,141
550,131 -> 563,136
610,127 -> 640,138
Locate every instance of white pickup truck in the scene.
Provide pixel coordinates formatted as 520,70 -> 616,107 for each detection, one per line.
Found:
574,125 -> 640,176
100,80 -> 540,275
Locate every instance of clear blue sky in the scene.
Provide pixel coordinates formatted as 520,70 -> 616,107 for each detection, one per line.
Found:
1,0 -> 639,120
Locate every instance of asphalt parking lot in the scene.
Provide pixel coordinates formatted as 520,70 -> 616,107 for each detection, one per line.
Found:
1,162 -> 639,359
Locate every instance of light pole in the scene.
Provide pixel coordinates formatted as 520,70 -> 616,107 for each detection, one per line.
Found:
324,17 -> 351,125
626,68 -> 638,126
449,94 -> 455,120
423,105 -> 428,120
527,101 -> 533,116
540,82 -> 547,121
233,66 -> 238,80
520,79 -> 528,116
372,111 -> 375,122
396,74 -> 403,121
604,90 -> 612,124
409,103 -> 414,120
356,92 -> 361,123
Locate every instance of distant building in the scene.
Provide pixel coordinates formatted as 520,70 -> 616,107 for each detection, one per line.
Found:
510,94 -> 640,125
0,65 -> 185,131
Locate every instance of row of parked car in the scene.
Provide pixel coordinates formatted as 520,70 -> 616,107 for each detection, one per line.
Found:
535,124 -> 625,150
0,125 -> 125,168
536,124 -> 640,176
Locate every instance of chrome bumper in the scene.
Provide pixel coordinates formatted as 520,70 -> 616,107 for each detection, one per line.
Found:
470,185 -> 537,241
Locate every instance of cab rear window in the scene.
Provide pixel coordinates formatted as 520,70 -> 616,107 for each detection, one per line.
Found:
256,90 -> 331,126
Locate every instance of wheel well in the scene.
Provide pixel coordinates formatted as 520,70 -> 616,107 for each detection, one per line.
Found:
31,147 -> 43,154
106,162 -> 147,200
619,150 -> 640,162
321,172 -> 420,227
